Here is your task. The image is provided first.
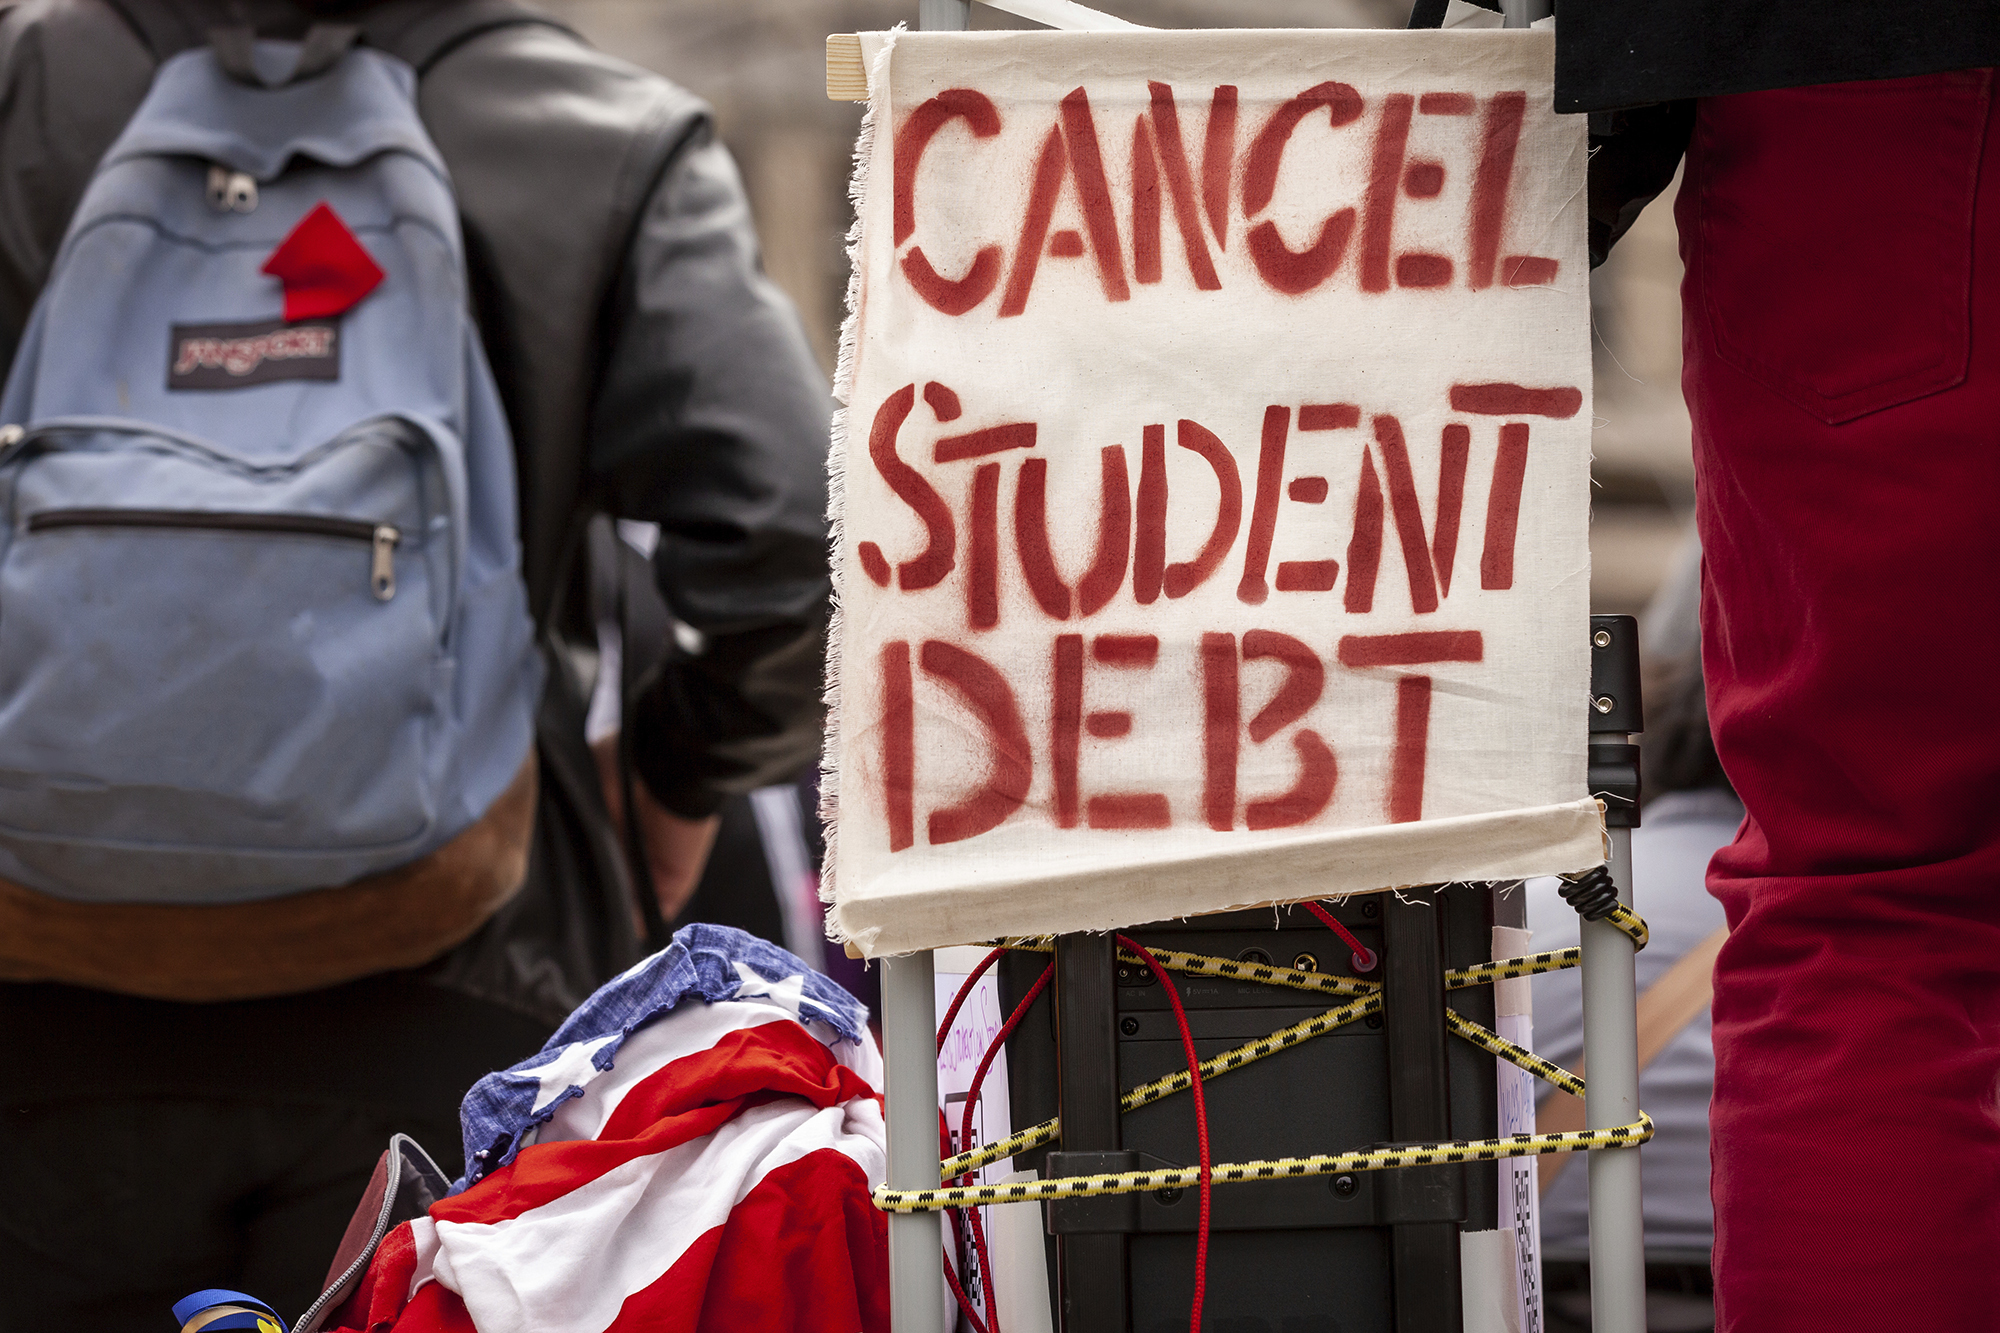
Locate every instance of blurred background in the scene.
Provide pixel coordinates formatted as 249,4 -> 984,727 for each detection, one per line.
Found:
540,0 -> 1695,620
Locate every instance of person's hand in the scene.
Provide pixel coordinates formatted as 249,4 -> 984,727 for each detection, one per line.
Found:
591,734 -> 721,925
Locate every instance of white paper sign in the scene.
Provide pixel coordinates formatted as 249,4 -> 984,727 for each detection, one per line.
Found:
935,957 -> 1014,1325
827,29 -> 1601,956
1492,925 -> 1545,1333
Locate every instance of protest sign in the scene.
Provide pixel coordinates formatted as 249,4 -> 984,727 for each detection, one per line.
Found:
826,28 -> 1602,957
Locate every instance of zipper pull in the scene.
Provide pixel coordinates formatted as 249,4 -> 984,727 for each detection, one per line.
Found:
371,524 -> 399,601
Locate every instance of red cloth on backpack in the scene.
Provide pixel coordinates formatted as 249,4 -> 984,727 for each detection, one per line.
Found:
263,202 -> 382,322
1680,69 -> 2000,1330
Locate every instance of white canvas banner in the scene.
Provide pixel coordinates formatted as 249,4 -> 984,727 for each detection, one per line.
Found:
826,28 -> 1602,957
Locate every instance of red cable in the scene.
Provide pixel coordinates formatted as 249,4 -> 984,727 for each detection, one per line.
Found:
941,1114 -> 990,1333
956,960 -> 1055,1333
1117,935 -> 1210,1333
1305,901 -> 1378,973
957,961 -> 1053,1157
932,944 -> 1010,1331
942,1235 -> 990,1333
937,946 -> 1009,1051
967,1199 -> 998,1332
940,923 -> 1358,1332
942,1114 -> 977,1321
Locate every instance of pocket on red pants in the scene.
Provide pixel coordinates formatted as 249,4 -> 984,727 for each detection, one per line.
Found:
1692,70 -> 1992,424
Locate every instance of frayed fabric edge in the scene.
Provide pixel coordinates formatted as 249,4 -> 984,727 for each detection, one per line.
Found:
821,26 -> 904,943
831,797 -> 1607,958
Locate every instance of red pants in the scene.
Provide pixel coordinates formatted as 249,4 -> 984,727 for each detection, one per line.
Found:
1680,72 -> 2000,1328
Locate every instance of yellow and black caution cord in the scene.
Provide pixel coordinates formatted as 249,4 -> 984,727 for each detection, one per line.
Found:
876,896 -> 1652,1214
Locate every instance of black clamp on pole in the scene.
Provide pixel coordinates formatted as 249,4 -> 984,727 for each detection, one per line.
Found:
1562,616 -> 1645,916
1587,614 -> 1643,830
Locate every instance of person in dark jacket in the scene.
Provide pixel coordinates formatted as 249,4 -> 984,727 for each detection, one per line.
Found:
1562,4 -> 2000,1329
0,0 -> 831,1323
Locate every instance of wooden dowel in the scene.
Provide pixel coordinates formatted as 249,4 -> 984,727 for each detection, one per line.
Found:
825,34 -> 866,101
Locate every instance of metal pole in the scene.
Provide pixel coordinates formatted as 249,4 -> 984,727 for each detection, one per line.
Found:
1581,827 -> 1645,1333
1581,614 -> 1646,1333
884,951 -> 945,1333
919,0 -> 973,30
1499,0 -> 1551,28
885,12 -> 965,1333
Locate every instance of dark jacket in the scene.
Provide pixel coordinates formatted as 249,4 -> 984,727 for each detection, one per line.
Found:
0,0 -> 831,1056
1556,0 -> 2000,113
1564,1 -> 2000,263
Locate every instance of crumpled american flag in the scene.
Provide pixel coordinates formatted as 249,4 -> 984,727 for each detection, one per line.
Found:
325,925 -> 889,1333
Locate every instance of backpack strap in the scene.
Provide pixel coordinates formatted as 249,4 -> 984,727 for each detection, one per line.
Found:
100,0 -> 573,78
98,0 -> 202,62
207,21 -> 360,86
356,0 -> 575,76
207,23 -> 260,80
295,21 -> 364,78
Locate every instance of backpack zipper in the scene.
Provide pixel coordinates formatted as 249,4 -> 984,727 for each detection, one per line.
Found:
26,508 -> 401,601
289,1181 -> 399,1333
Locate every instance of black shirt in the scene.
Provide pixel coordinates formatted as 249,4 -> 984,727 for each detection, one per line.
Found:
1557,0 -> 2000,112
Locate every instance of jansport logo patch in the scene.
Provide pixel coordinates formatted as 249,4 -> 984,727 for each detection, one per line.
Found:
167,319 -> 339,389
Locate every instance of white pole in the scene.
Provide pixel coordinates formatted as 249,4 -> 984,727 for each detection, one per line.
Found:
1581,827 -> 1646,1333
974,0 -> 1146,30
883,951 -> 946,1332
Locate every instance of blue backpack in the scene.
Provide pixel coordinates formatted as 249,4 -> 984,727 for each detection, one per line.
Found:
0,32 -> 540,904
